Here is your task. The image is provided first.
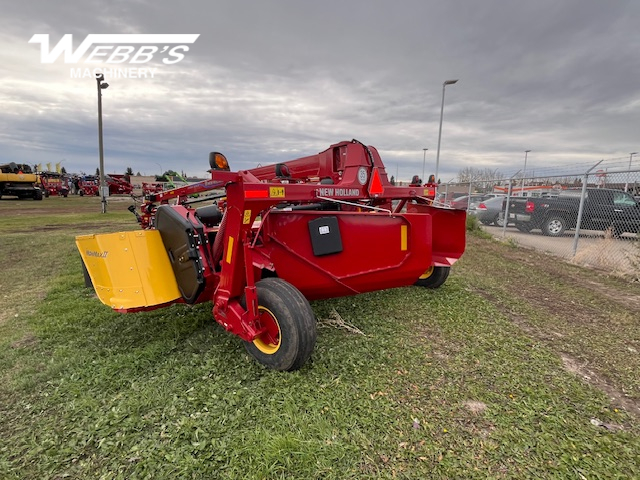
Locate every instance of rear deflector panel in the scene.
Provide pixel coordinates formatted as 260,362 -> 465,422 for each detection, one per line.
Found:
76,230 -> 181,310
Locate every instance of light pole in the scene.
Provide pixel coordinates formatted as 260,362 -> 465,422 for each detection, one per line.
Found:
435,79 -> 458,184
96,74 -> 109,213
624,152 -> 638,192
520,149 -> 531,196
422,148 -> 428,183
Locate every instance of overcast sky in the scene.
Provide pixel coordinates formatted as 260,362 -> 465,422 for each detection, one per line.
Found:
1,0 -> 639,182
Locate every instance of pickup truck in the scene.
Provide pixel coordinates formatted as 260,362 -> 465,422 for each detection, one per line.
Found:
507,188 -> 640,237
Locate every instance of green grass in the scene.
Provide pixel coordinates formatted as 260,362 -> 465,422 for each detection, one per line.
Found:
0,198 -> 638,479
455,235 -> 640,406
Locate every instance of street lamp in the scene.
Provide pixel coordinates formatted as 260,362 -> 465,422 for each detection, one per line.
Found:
521,150 -> 531,196
422,148 -> 428,183
624,151 -> 638,192
96,73 -> 109,213
435,79 -> 458,184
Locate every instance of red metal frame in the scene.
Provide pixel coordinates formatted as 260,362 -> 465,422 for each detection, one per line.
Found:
122,140 -> 466,344
106,175 -> 134,195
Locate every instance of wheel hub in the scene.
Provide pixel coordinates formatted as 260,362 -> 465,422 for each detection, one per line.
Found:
253,306 -> 281,354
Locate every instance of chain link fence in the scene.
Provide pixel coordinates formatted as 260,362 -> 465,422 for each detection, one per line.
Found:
438,164 -> 640,281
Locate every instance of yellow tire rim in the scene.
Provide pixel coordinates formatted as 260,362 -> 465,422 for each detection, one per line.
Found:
419,266 -> 435,280
253,306 -> 281,355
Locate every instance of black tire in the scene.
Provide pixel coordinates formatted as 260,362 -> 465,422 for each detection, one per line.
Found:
414,266 -> 450,289
79,190 -> 84,196
542,215 -> 566,237
43,190 -> 50,198
33,190 -> 43,201
242,278 -> 316,371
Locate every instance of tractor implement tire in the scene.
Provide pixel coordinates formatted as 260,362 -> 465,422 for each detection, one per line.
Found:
242,278 -> 316,371
414,266 -> 450,289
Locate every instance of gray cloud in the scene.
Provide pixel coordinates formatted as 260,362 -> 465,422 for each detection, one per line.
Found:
0,0 -> 638,181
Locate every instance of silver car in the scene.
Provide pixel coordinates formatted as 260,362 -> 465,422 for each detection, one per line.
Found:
473,196 -> 507,226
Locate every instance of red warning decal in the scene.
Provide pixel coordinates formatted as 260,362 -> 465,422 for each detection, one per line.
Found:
368,168 -> 384,195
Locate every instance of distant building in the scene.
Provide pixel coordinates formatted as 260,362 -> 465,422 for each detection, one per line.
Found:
129,175 -> 157,196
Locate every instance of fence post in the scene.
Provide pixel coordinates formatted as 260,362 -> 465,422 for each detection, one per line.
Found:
572,160 -> 603,257
467,181 -> 473,211
501,170 -> 521,237
444,178 -> 454,204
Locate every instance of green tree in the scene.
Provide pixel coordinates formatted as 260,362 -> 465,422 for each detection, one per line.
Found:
125,167 -> 134,176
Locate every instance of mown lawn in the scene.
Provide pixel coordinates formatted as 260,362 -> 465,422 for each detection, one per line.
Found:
0,197 -> 638,479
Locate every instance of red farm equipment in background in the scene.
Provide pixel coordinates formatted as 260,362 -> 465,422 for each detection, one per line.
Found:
77,140 -> 466,371
106,174 -> 134,195
38,171 -> 70,197
74,175 -> 99,196
142,182 -> 165,196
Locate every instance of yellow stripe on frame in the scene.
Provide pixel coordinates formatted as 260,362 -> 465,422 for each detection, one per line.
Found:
226,236 -> 234,264
400,225 -> 407,251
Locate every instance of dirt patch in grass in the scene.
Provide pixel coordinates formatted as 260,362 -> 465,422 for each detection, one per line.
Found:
491,242 -> 637,311
559,354 -> 640,418
476,286 -> 640,417
463,400 -> 487,414
10,333 -> 39,349
458,235 -> 640,417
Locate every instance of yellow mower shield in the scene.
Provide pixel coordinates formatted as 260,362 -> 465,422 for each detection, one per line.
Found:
76,230 -> 181,311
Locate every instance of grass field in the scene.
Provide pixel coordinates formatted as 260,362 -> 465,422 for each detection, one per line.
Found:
1,196 -> 639,479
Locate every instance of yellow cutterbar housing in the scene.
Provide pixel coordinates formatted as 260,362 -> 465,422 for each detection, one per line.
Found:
76,230 -> 181,310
